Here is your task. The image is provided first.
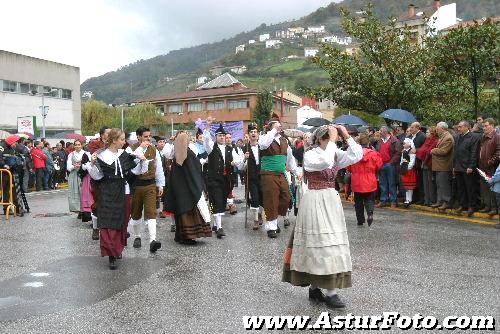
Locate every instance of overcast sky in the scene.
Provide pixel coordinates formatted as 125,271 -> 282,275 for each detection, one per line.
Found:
1,0 -> 338,82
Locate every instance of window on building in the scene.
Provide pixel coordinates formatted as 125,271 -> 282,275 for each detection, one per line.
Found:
156,105 -> 165,116
20,82 -> 30,94
168,104 -> 183,113
2,80 -> 17,92
207,100 -> 225,110
188,102 -> 202,112
62,89 -> 72,99
228,99 -> 249,109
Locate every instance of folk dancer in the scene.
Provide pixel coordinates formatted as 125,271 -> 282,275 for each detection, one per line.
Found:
128,127 -> 165,253
163,131 -> 212,244
87,126 -> 111,240
241,122 -> 265,230
258,115 -> 302,238
88,129 -> 149,269
282,125 -> 363,308
203,117 -> 242,238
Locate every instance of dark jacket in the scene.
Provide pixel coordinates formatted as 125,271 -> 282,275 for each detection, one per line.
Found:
412,131 -> 426,150
479,131 -> 500,175
453,131 -> 480,172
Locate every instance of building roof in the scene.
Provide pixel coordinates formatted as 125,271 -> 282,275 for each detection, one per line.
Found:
399,5 -> 436,22
139,86 -> 258,103
198,72 -> 246,90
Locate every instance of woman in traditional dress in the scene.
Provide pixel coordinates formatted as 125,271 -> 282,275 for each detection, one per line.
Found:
88,129 -> 149,269
79,152 -> 95,235
282,125 -> 363,308
400,138 -> 417,208
67,140 -> 90,215
164,131 -> 212,244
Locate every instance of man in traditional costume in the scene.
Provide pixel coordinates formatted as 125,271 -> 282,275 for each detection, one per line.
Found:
258,114 -> 302,238
282,125 -> 363,308
163,131 -> 212,244
203,117 -> 242,238
241,122 -> 265,230
225,132 -> 240,215
128,127 -> 165,253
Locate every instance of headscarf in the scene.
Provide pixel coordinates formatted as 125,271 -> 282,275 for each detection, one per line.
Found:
307,125 -> 329,151
403,138 -> 415,151
174,132 -> 189,166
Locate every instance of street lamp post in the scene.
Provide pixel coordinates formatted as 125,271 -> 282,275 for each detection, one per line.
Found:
33,88 -> 58,138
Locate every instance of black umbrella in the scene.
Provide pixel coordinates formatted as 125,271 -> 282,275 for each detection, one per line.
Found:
302,117 -> 331,127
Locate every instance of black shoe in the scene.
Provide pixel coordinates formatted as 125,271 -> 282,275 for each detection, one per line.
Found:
367,215 -> 373,226
171,224 -> 176,232
212,225 -> 217,232
109,256 -> 117,270
150,240 -> 162,253
133,237 -> 141,248
403,202 -> 411,209
126,232 -> 130,238
324,294 -> 345,308
92,229 -> 99,240
284,219 -> 290,227
308,288 -> 325,303
276,226 -> 281,234
181,239 -> 197,245
116,254 -> 122,259
267,230 -> 277,239
357,222 -> 364,226
216,228 -> 226,239
77,212 -> 83,219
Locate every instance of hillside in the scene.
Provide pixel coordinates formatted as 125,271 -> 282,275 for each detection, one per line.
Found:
81,0 -> 499,104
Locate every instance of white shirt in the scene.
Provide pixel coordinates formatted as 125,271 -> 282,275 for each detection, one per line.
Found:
67,150 -> 91,172
88,149 -> 150,194
258,128 -> 302,176
203,129 -> 243,169
131,145 -> 165,187
304,138 -> 363,172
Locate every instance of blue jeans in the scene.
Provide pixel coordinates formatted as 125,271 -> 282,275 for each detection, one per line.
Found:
379,163 -> 397,204
43,168 -> 51,190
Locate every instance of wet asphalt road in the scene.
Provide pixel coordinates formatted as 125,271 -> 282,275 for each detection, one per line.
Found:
0,187 -> 498,333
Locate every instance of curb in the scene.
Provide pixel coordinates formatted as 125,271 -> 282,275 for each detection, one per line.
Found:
341,198 -> 499,225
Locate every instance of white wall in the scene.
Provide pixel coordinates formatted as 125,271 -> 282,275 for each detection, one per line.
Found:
429,3 -> 457,33
0,92 -> 75,131
0,50 -> 81,133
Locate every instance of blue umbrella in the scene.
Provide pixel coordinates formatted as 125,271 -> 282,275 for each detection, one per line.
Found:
333,114 -> 367,126
379,109 -> 417,123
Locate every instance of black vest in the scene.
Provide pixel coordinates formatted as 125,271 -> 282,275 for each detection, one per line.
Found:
243,144 -> 260,180
207,143 -> 233,180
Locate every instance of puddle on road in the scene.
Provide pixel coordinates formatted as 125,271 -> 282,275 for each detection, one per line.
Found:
0,256 -> 161,321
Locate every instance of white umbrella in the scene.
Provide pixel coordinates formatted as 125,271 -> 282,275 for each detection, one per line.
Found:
0,130 -> 11,140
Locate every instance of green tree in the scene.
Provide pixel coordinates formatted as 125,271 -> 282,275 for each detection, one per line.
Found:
433,18 -> 499,119
253,90 -> 274,130
308,5 -> 436,119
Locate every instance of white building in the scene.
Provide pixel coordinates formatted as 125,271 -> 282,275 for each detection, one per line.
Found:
304,47 -> 320,57
297,105 -> 323,127
0,50 -> 81,135
320,35 -> 352,45
259,33 -> 270,42
275,30 -> 295,39
307,25 -> 326,34
197,76 -> 208,85
229,65 -> 247,74
288,27 -> 305,34
265,39 -> 282,49
235,44 -> 245,54
248,39 -> 256,44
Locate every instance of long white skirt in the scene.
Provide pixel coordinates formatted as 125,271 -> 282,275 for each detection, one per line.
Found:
290,187 -> 352,276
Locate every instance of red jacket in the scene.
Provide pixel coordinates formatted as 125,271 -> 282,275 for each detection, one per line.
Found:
416,136 -> 438,168
348,148 -> 383,193
31,148 -> 47,169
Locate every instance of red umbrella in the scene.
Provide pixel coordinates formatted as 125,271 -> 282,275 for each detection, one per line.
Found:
16,132 -> 34,139
65,133 -> 87,142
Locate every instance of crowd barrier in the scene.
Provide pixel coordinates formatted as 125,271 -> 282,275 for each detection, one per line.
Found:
0,168 -> 16,220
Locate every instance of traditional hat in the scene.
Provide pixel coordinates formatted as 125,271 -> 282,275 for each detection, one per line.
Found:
268,113 -> 280,125
247,122 -> 258,132
153,135 -> 166,142
5,135 -> 20,146
215,124 -> 226,135
196,127 -> 203,136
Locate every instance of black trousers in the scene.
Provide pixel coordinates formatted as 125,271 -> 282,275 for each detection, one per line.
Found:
247,177 -> 262,208
35,168 -> 44,191
454,171 -> 479,210
354,191 -> 375,224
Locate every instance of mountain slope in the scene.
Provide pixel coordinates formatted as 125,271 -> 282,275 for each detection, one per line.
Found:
81,0 -> 499,104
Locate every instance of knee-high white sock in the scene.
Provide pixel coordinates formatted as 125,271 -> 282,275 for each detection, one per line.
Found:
130,219 -> 143,238
265,219 -> 277,231
91,214 -> 98,229
406,190 -> 413,203
146,219 -> 157,241
260,207 -> 267,223
215,214 -> 222,229
325,289 -> 337,297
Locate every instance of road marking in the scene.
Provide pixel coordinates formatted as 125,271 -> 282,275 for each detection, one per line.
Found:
30,273 -> 50,277
23,282 -> 43,288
